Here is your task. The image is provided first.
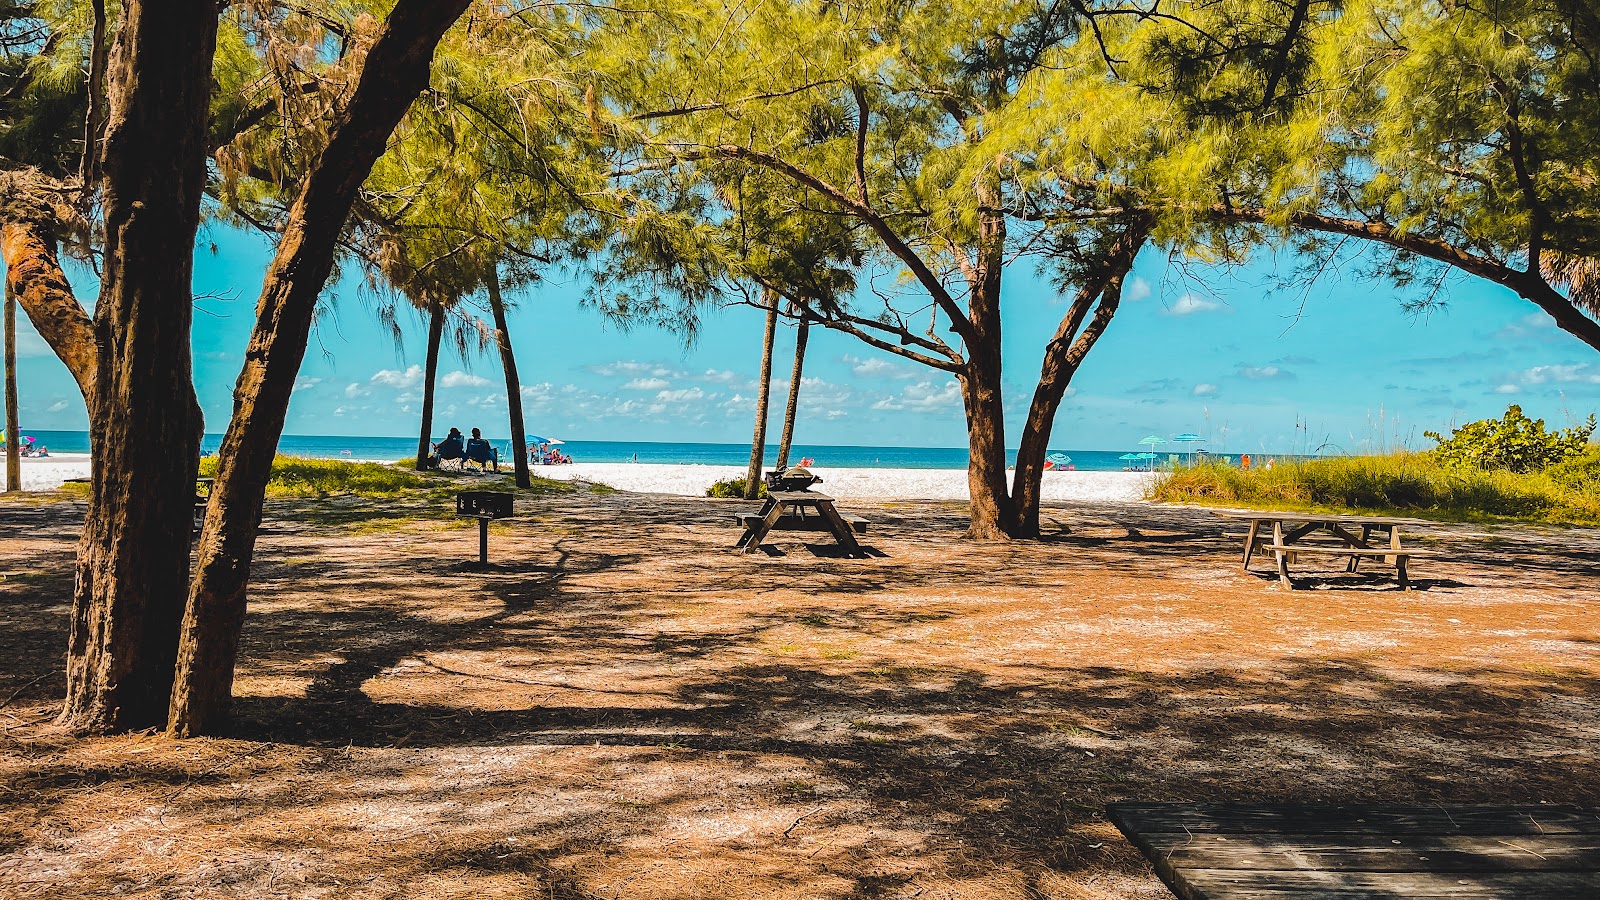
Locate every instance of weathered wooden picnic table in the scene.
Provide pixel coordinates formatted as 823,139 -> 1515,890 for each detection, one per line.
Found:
1213,510 -> 1435,589
734,489 -> 869,557
1109,802 -> 1600,899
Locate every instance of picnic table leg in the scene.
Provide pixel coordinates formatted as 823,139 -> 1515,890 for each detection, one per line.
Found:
816,500 -> 865,556
1272,519 -> 1292,589
1396,554 -> 1409,590
742,499 -> 788,554
736,498 -> 779,550
478,517 -> 489,565
1349,525 -> 1371,573
1242,519 -> 1260,571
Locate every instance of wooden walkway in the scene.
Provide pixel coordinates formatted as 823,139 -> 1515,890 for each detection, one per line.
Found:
1108,803 -> 1600,899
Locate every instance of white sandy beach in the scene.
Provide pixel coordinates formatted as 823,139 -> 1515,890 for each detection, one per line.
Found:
12,454 -> 1151,503
535,462 -> 1152,503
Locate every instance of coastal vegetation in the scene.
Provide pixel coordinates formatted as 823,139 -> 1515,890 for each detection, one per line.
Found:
1152,450 -> 1600,526
1154,407 -> 1600,525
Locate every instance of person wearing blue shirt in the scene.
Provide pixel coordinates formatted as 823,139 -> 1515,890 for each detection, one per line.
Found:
464,427 -> 499,472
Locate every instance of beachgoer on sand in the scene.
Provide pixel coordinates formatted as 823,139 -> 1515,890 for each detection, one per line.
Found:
1241,454 -> 1252,470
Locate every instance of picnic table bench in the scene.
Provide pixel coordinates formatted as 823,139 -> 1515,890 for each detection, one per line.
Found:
735,490 -> 869,557
1110,802 -> 1600,899
1213,510 -> 1436,589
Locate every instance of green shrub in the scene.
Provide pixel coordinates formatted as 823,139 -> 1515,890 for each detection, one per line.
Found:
707,476 -> 766,499
1425,405 -> 1596,473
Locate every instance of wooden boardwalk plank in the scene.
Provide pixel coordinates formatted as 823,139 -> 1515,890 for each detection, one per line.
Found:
1178,869 -> 1600,899
1141,833 -> 1600,873
1109,803 -> 1600,836
1109,804 -> 1600,900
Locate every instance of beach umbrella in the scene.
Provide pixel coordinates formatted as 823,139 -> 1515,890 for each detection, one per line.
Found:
526,434 -> 564,445
1138,434 -> 1166,448
1172,432 -> 1205,463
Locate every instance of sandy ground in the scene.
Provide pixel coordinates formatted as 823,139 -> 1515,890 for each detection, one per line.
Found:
0,485 -> 1596,898
15,455 -> 1152,502
11,453 -> 90,491
542,462 -> 1152,502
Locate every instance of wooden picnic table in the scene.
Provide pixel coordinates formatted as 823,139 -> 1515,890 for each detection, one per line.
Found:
1213,510 -> 1435,589
1109,801 -> 1600,899
734,490 -> 868,557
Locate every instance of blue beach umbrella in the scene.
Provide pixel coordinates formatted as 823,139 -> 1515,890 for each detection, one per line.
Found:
526,434 -> 564,445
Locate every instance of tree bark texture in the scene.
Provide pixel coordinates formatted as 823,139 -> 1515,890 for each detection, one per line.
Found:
58,0 -> 215,732
775,319 -> 808,469
169,0 -> 472,737
486,269 -> 530,488
4,284 -> 18,492
957,205 -> 1014,540
744,289 -> 778,499
1011,220 -> 1151,537
1,221 -> 96,397
416,300 -> 444,470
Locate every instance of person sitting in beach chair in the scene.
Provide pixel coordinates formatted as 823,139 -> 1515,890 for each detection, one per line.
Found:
429,427 -> 467,470
464,427 -> 499,472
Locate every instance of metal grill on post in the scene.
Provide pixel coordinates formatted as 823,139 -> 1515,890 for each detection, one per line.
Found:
456,491 -> 514,565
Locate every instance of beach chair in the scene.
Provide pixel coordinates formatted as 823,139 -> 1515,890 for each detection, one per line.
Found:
463,442 -> 499,473
432,442 -> 468,472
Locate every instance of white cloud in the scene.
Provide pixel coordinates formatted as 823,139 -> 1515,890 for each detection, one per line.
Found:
1125,276 -> 1152,302
655,387 -> 706,402
370,365 -> 423,389
1514,363 -> 1600,385
1493,384 -> 1520,394
1167,294 -> 1220,316
1193,383 -> 1218,397
344,383 -> 368,399
591,360 -> 676,378
843,355 -> 912,379
441,370 -> 490,389
1238,365 -> 1289,380
47,399 -> 70,413
871,380 -> 962,411
623,377 -> 670,390
292,377 -> 322,393
699,369 -> 740,384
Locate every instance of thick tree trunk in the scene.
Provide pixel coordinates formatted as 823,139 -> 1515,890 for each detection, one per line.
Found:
775,319 -> 808,469
416,301 -> 444,470
58,0 -> 215,732
1,221 -> 96,397
4,284 -> 17,492
169,0 -> 472,737
486,270 -> 530,488
1012,221 -> 1151,537
958,349 -> 1014,541
744,289 -> 778,499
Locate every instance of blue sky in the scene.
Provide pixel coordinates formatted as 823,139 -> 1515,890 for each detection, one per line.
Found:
11,222 -> 1600,453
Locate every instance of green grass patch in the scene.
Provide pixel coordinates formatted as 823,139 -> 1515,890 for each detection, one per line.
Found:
1149,450 -> 1600,525
195,456 -> 583,499
706,476 -> 766,499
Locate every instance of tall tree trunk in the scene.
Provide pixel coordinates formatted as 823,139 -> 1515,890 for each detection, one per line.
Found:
169,0 -> 473,737
58,0 -> 215,732
958,349 -> 1013,541
1,221 -> 96,397
1012,221 -> 1151,537
744,288 -> 778,499
486,269 -> 530,488
415,300 -> 444,470
775,319 -> 808,469
4,283 -> 18,492
958,200 -> 1014,540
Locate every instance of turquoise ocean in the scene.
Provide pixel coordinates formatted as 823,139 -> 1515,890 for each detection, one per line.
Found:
16,430 -> 1221,471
